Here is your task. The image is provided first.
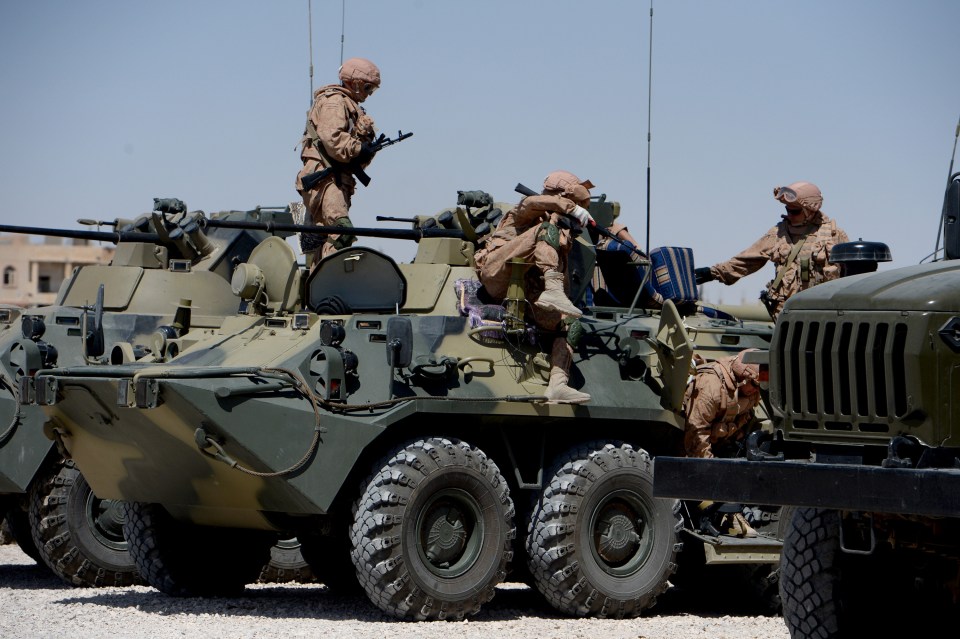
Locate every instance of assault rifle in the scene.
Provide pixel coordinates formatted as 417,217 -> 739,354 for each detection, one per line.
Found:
514,183 -> 648,260
301,130 -> 413,190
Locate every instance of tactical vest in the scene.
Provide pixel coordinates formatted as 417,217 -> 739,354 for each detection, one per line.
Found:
683,361 -> 740,424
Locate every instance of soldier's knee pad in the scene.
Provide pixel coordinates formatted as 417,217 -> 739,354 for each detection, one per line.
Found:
537,221 -> 561,251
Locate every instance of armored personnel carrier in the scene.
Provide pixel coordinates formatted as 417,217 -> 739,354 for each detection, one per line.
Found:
17,189 -> 780,618
654,171 -> 960,636
0,199 -> 296,586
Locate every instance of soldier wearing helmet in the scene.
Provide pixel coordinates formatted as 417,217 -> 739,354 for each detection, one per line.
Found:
296,57 -> 382,264
474,170 -> 597,404
694,181 -> 849,320
682,348 -> 764,536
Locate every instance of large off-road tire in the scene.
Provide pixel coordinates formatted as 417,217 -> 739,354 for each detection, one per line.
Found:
0,516 -> 12,545
527,442 -> 681,618
28,459 -> 142,587
258,537 -> 317,584
3,497 -> 42,563
123,501 -> 273,597
298,526 -> 359,591
350,437 -> 515,620
781,508 -> 958,638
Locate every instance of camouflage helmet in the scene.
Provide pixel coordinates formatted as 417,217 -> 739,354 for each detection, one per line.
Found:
543,170 -> 595,207
773,181 -> 822,213
730,348 -> 761,386
339,57 -> 381,87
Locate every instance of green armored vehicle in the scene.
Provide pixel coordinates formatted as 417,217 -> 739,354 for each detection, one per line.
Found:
654,171 -> 960,636
18,190 -> 779,619
0,199 -> 295,586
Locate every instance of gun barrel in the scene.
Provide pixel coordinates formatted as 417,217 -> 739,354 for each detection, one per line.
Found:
0,223 -> 160,244
201,219 -> 465,241
375,216 -> 418,223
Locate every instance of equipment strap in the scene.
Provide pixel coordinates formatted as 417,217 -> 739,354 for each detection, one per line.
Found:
770,225 -> 814,290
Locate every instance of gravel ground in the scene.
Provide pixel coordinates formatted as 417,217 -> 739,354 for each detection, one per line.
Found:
0,544 -> 790,639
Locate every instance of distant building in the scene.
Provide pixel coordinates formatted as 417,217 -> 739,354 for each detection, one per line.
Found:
0,234 -> 114,307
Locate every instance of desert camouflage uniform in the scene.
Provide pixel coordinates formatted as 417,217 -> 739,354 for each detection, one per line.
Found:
683,354 -> 762,458
296,85 -> 376,259
708,212 -> 848,319
475,193 -> 581,330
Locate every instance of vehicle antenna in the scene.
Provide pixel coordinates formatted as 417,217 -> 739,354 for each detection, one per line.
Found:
308,0 -> 314,103
340,0 -> 346,65
645,0 -> 654,256
933,113 -> 960,260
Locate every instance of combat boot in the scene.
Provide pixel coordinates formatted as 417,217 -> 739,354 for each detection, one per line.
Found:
724,512 -> 758,538
543,338 -> 590,404
535,269 -> 582,317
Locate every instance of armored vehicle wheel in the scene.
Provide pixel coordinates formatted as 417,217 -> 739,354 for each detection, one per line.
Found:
258,537 -> 317,584
123,501 -> 273,597
27,459 -> 142,587
781,508 -> 958,637
2,497 -> 42,563
350,437 -> 515,620
299,526 -> 360,592
0,516 -> 12,545
526,442 -> 681,618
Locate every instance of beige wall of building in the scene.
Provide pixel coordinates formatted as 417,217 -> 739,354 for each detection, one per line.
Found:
0,234 -> 114,307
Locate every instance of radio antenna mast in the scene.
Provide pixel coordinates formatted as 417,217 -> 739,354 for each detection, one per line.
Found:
340,0 -> 346,65
307,0 -> 314,103
645,1 -> 654,256
934,113 -> 960,260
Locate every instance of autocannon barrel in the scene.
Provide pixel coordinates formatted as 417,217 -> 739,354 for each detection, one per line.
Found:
200,219 -> 467,241
0,223 -> 159,244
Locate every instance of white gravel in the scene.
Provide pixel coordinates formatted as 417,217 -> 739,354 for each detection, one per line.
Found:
0,544 -> 790,639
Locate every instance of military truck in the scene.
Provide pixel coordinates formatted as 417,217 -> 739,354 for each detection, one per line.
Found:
16,190 -> 782,619
654,171 -> 960,636
0,200 -> 297,586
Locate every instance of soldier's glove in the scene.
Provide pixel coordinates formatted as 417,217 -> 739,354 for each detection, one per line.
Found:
356,140 -> 378,165
694,267 -> 716,285
569,205 -> 594,228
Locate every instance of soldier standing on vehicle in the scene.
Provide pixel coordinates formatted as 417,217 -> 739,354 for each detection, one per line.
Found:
694,181 -> 849,320
296,57 -> 381,264
683,348 -> 764,537
474,170 -> 595,404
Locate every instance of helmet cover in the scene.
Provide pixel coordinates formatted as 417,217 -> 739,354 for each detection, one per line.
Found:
773,181 -> 822,213
339,57 -> 381,86
730,348 -> 761,385
543,170 -> 594,206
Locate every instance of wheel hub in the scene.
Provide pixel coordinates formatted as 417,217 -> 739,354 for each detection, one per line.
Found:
87,495 -> 127,550
593,499 -> 646,570
423,504 -> 468,567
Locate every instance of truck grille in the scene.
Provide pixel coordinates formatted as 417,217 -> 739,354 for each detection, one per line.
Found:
773,318 -> 908,428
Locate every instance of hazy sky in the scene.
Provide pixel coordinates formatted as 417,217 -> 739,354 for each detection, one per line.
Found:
2,0 -> 958,305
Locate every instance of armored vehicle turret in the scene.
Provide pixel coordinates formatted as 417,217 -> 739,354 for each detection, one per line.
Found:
18,190 -> 780,618
0,198 -> 295,586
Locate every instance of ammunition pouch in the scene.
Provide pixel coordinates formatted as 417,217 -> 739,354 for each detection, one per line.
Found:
537,221 -> 561,251
800,255 -> 811,283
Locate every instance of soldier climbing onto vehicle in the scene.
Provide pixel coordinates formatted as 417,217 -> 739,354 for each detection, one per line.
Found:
296,57 -> 381,265
683,348 -> 764,537
474,170 -> 594,404
694,181 -> 849,320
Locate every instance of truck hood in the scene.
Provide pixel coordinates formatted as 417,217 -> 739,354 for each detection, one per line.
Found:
783,260 -> 960,314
